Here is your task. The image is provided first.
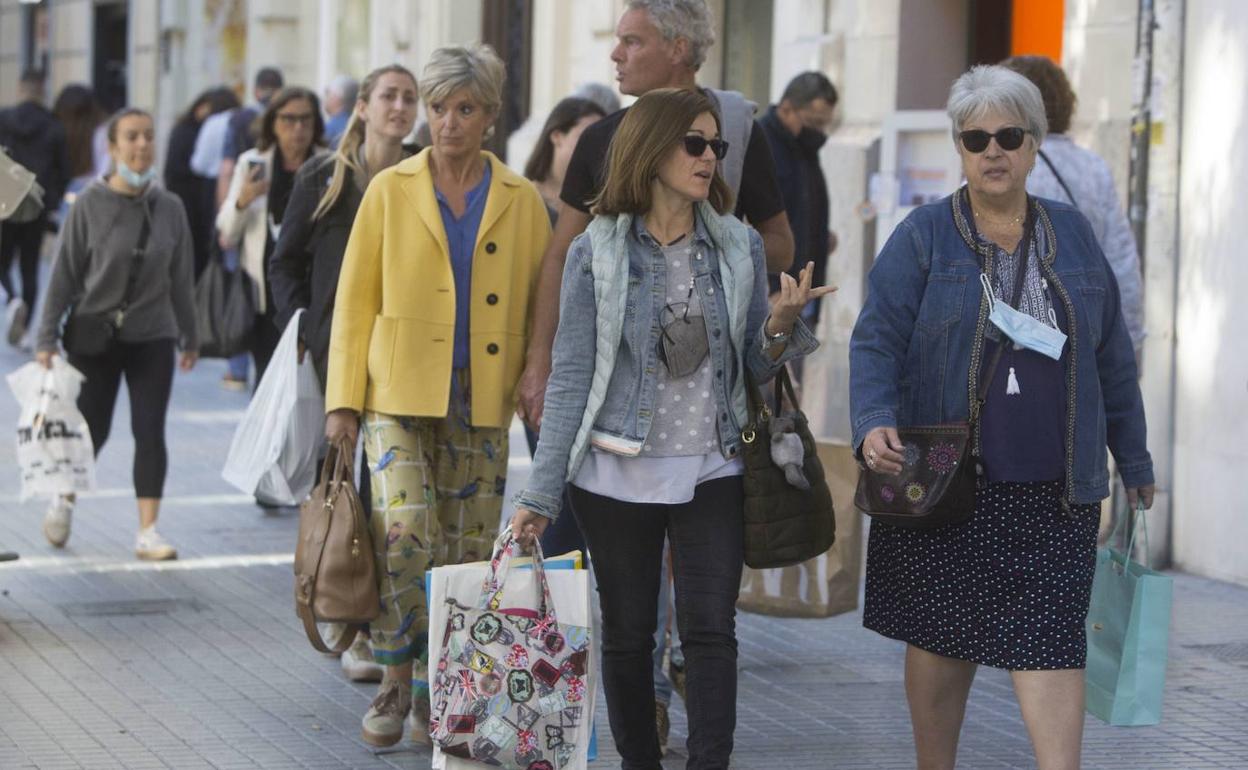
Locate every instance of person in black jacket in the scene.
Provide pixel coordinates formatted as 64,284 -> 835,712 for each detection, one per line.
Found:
760,71 -> 838,328
165,88 -> 239,277
269,65 -> 420,388
0,69 -> 70,347
267,63 -> 420,688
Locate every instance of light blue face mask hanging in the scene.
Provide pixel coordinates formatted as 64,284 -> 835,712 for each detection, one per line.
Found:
117,160 -> 157,188
979,273 -> 1067,361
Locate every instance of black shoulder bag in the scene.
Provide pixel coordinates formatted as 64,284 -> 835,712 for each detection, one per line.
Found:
853,197 -> 1034,529
63,201 -> 152,357
740,365 -> 836,569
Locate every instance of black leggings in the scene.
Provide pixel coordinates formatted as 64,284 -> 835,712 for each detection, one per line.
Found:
0,216 -> 44,310
69,339 -> 176,499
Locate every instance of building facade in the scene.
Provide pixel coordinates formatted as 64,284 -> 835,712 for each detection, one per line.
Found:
0,0 -> 1241,586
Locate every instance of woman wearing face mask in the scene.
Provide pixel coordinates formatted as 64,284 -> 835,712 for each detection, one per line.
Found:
510,87 -> 827,768
216,86 -> 326,388
324,44 -> 550,747
267,64 -> 420,685
849,65 -> 1154,769
523,96 -> 606,223
35,108 -> 200,560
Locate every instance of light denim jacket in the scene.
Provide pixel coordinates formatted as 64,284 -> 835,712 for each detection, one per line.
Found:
516,204 -> 818,520
849,190 -> 1153,506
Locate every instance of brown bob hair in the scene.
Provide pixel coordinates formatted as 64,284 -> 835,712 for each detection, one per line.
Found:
1002,55 -> 1076,135
591,88 -> 733,216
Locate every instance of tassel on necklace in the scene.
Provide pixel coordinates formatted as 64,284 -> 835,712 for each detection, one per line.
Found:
1006,366 -> 1021,395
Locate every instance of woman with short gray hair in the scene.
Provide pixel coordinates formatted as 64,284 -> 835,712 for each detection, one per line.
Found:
323,43 -> 551,747
850,64 -> 1153,768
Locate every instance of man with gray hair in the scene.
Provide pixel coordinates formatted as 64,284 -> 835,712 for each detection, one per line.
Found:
322,74 -> 359,148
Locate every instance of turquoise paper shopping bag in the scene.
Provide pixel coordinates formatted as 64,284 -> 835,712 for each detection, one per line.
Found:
1085,505 -> 1174,726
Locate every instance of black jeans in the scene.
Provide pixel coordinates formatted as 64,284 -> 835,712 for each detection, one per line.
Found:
570,476 -> 745,770
69,338 -> 176,498
0,215 -> 45,310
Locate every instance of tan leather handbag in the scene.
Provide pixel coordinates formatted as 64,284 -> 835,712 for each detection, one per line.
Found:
293,442 -> 379,653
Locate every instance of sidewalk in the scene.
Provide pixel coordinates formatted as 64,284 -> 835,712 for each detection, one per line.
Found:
1,343 -> 1246,769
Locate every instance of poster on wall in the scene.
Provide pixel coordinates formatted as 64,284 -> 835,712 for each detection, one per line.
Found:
203,0 -> 248,96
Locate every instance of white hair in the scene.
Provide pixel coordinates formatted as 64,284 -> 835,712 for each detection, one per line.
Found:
327,74 -> 359,105
628,0 -> 716,71
420,44 -> 506,115
946,64 -> 1047,146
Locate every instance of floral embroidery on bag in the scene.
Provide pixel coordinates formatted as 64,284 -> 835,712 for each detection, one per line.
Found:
880,485 -> 896,503
927,442 -> 960,474
905,483 -> 926,503
902,443 -> 921,467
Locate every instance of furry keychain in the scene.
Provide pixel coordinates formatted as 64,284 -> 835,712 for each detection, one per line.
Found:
769,414 -> 810,490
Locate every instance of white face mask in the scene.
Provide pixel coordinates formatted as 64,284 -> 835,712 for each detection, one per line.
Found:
980,273 -> 1067,360
116,159 -> 157,188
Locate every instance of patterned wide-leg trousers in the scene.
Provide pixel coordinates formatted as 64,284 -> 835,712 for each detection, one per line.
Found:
360,409 -> 510,668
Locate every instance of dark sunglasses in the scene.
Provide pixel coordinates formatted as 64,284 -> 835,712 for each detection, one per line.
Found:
682,135 -> 729,160
959,127 -> 1028,153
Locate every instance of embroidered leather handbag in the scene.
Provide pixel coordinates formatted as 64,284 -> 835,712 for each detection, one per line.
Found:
740,366 -> 836,569
854,196 -> 1034,529
293,441 -> 378,653
431,534 -> 591,769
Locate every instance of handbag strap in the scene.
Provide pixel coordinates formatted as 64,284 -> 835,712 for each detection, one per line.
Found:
1037,149 -> 1079,209
478,532 -> 555,627
963,191 -> 1036,425
115,199 -> 154,325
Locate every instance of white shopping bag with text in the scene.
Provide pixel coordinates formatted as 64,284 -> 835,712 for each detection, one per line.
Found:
222,310 -> 323,505
7,359 -> 95,500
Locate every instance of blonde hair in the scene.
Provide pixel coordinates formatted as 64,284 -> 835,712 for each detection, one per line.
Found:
591,88 -> 733,216
313,65 -> 418,221
419,44 -> 506,117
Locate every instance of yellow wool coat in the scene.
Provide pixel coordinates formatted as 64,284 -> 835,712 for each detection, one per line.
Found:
325,149 -> 551,428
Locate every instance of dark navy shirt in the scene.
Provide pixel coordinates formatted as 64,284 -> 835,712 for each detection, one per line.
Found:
435,161 -> 492,370
979,273 -> 1069,483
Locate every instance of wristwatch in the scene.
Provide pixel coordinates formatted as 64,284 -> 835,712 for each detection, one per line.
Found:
761,325 -> 791,351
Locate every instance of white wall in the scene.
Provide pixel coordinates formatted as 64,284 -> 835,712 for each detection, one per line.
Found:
1172,0 -> 1248,585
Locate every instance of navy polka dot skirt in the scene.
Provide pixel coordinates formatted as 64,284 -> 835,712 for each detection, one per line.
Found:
863,480 -> 1099,671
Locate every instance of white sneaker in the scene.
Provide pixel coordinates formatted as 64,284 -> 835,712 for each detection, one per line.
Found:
135,526 -> 178,561
6,298 -> 27,347
341,633 -> 384,682
43,495 -> 74,548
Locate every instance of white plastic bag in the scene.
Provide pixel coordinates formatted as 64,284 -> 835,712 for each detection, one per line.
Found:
428,540 -> 596,770
222,310 -> 324,505
7,358 -> 95,500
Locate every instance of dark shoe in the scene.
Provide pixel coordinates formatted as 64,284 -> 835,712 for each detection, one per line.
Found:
0,550 -> 18,562
656,700 -> 671,757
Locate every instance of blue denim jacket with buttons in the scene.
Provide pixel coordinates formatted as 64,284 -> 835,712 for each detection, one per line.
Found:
516,207 -> 818,520
849,190 -> 1153,505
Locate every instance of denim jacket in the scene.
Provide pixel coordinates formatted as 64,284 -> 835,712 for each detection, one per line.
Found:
516,204 -> 818,520
849,190 -> 1153,505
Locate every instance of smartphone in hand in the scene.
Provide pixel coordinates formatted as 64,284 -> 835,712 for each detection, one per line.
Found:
247,158 -> 266,180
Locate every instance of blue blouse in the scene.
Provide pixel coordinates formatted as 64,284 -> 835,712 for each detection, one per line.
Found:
435,161 -> 492,370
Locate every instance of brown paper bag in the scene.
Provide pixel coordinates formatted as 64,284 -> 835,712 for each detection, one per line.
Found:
737,441 -> 863,618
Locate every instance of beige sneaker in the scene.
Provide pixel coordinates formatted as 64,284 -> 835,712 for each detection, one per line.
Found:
341,634 -> 384,682
408,692 -> 432,746
135,527 -> 177,561
43,495 -> 74,548
362,678 -> 411,747
656,700 -> 671,757
318,623 -> 348,657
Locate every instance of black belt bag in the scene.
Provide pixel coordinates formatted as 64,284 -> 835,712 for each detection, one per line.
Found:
62,201 -> 152,357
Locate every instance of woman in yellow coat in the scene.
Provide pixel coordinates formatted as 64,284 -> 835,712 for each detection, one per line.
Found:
323,45 -> 551,747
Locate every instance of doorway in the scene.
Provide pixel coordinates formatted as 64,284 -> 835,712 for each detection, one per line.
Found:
94,2 -> 128,112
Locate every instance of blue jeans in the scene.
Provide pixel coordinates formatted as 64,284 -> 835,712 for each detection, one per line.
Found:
570,476 -> 744,770
222,247 -> 249,380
